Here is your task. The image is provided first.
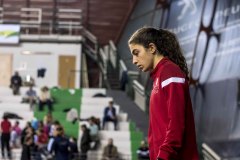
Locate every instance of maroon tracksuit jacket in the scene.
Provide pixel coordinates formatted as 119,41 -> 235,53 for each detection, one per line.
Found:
149,57 -> 199,160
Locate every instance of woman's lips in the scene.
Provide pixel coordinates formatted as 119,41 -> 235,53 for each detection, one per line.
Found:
138,65 -> 143,70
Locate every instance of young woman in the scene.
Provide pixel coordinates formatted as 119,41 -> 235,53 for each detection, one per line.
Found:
128,27 -> 199,160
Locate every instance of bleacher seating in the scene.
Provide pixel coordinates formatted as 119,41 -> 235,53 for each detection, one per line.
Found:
0,96 -> 22,103
80,104 -> 120,118
0,86 -> 35,159
88,138 -> 132,160
82,88 -> 106,97
79,88 -> 132,160
81,97 -> 113,105
0,86 -> 137,160
80,104 -> 120,112
0,103 -> 30,111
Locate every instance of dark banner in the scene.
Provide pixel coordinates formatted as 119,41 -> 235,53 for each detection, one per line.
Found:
167,0 -> 204,67
204,0 -> 240,83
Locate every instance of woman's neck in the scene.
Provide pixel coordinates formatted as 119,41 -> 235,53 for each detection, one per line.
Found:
153,54 -> 164,69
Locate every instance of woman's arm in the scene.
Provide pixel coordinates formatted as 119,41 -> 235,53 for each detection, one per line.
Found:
157,77 -> 186,160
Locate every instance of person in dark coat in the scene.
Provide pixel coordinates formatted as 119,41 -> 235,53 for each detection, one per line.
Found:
69,137 -> 79,159
10,71 -> 22,95
21,127 -> 35,160
102,101 -> 118,130
51,126 -> 70,160
80,124 -> 91,160
137,140 -> 149,160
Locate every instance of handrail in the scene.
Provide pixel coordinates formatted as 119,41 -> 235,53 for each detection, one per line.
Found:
83,28 -> 97,43
109,40 -> 117,51
133,80 -> 145,96
109,40 -> 117,68
0,7 -> 3,23
58,8 -> 82,13
202,143 -> 221,160
56,8 -> 82,35
119,60 -> 127,71
128,71 -> 139,76
21,8 -> 42,24
99,48 -> 108,70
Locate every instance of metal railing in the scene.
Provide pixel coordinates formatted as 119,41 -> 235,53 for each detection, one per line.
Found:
97,40 -> 148,112
109,40 -> 118,69
20,8 -> 42,24
0,7 -> 83,36
133,80 -> 146,111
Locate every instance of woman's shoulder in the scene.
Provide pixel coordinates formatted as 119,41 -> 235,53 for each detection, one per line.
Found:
160,61 -> 185,79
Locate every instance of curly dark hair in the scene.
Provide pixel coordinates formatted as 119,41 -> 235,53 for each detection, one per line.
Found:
128,27 -> 189,78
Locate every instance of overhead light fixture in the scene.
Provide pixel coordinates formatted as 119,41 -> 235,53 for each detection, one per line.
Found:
21,50 -> 32,55
21,51 -> 51,55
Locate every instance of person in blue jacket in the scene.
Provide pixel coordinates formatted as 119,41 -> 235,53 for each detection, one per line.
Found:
102,101 -> 118,130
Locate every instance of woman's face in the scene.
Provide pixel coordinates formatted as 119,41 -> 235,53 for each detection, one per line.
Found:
129,43 -> 154,72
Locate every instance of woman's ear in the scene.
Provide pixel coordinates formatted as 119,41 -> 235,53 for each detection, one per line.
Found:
148,43 -> 157,54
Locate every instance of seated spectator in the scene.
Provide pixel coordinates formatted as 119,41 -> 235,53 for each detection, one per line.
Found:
11,121 -> 22,148
22,85 -> 37,110
137,140 -> 149,160
102,101 -> 118,130
88,118 -> 99,150
39,86 -> 53,112
76,116 -> 101,130
102,138 -> 118,160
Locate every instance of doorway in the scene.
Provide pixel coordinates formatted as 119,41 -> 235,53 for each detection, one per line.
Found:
0,54 -> 12,86
58,55 -> 76,88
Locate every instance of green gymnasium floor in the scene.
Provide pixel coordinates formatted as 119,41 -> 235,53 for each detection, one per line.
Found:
130,121 -> 144,160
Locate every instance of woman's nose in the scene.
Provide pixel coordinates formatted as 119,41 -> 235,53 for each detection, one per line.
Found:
132,57 -> 137,65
